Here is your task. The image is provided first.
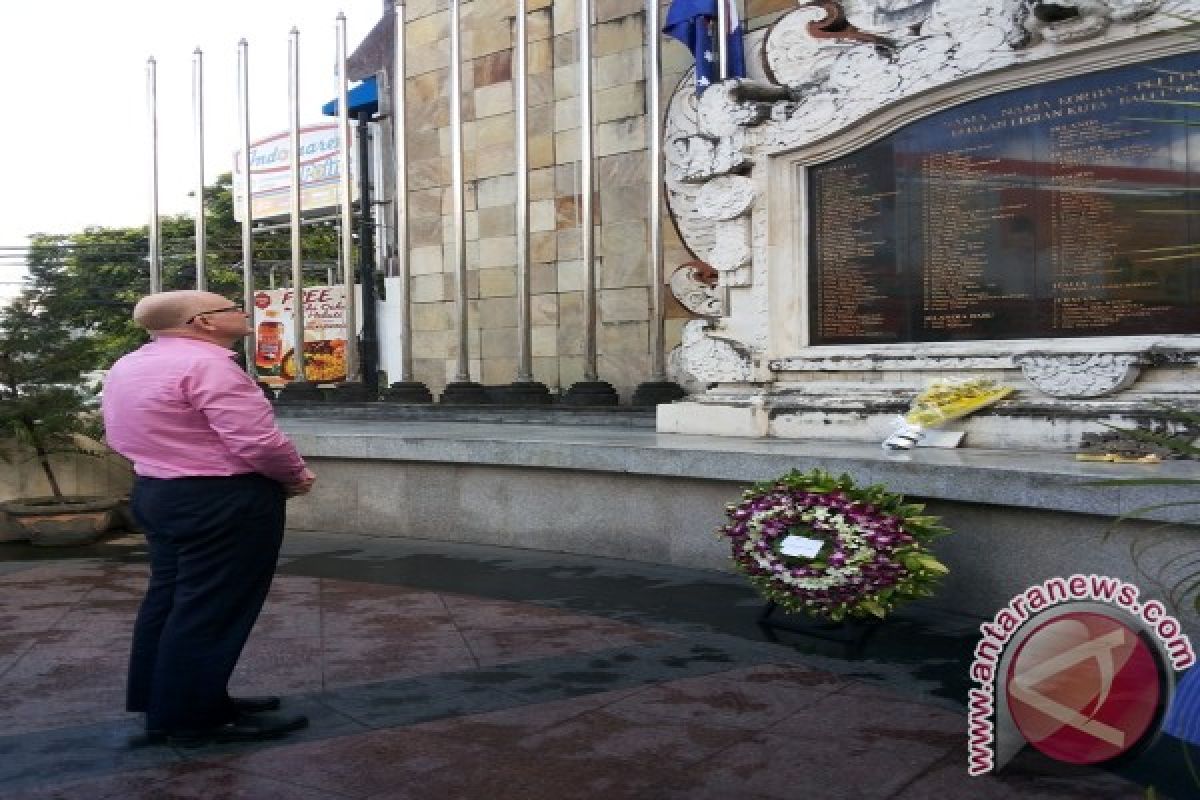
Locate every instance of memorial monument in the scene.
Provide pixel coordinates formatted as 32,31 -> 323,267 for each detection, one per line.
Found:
659,0 -> 1200,450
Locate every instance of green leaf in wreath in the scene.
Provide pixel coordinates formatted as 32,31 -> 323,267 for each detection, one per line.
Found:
859,599 -> 887,618
914,555 -> 949,575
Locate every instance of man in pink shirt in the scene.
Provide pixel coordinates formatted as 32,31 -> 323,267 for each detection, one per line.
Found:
103,290 -> 315,745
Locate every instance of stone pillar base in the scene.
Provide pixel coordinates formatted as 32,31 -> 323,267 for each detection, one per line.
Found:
440,381 -> 491,405
562,381 -> 620,407
631,380 -> 686,407
382,381 -> 434,403
497,381 -> 553,405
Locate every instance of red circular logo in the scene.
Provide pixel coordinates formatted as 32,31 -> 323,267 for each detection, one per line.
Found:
1005,611 -> 1163,765
254,292 -> 271,310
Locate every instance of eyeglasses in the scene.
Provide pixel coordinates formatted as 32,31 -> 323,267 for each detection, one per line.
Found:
185,304 -> 244,325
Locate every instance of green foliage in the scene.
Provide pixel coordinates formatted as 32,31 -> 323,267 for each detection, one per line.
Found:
25,172 -> 343,369
0,290 -> 102,498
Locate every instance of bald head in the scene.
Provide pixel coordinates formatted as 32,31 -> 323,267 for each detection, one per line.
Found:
133,290 -> 234,333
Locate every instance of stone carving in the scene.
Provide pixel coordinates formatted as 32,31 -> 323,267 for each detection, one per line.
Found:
763,3 -> 857,88
1007,1 -> 1163,49
659,0 -> 1183,395
803,1 -> 896,48
669,261 -> 724,317
1013,353 -> 1144,397
872,0 -> 939,32
668,320 -> 754,389
696,175 -> 757,220
707,219 -> 753,272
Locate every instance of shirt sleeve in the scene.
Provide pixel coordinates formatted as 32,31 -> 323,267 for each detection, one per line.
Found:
181,356 -> 309,484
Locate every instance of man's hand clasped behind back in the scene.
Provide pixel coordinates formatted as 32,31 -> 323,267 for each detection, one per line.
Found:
285,468 -> 317,497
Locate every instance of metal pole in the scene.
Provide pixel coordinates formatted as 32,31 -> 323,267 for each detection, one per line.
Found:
717,0 -> 729,81
578,0 -> 597,382
238,39 -> 256,372
515,0 -> 532,382
450,0 -> 469,383
646,0 -> 665,380
289,27 -> 307,381
336,12 -> 360,382
358,113 -> 379,391
192,48 -> 207,291
393,4 -> 414,382
146,57 -> 161,294
716,0 -> 731,315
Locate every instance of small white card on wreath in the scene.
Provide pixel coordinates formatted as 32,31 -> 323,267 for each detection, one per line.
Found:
779,534 -> 824,559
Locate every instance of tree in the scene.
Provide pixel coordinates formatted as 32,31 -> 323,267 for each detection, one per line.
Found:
0,289 -> 101,498
24,172 -> 342,369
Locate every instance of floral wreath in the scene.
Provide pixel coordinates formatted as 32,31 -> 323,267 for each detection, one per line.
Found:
719,469 -> 951,622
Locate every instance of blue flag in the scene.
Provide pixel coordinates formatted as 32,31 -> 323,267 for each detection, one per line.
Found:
663,0 -> 745,94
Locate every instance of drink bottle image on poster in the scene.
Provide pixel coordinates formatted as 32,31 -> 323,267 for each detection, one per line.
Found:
252,286 -> 362,385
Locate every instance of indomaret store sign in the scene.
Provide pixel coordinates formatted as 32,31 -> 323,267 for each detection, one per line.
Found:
232,123 -> 357,222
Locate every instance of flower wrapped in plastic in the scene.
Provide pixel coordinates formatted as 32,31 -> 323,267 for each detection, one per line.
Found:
884,377 -> 1014,450
718,469 -> 951,622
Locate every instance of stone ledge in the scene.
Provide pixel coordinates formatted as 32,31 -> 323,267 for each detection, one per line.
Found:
279,419 -> 1200,525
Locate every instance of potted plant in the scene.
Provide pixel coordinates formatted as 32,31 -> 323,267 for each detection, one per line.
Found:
0,292 -> 124,546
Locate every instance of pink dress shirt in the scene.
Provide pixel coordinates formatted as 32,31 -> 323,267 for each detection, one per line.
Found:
102,336 -> 308,484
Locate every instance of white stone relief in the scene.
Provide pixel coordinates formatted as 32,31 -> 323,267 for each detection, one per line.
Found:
1109,0 -> 1165,22
669,262 -> 723,317
872,0 -> 938,31
668,320 -> 754,389
706,219 -> 753,272
658,0 -> 1195,400
696,175 -> 757,221
664,80 -> 716,262
1013,353 -> 1144,397
762,4 -> 849,90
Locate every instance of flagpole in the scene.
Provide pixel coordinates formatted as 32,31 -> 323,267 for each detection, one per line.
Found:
717,0 -> 728,81
562,0 -> 618,405
237,39 -> 255,375
192,48 -> 207,291
288,27 -> 307,383
440,0 -> 488,403
146,57 -> 161,294
336,12 -> 360,384
630,0 -> 685,407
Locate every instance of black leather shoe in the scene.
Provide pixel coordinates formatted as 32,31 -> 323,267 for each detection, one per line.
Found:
231,695 -> 281,713
166,713 -> 309,747
142,697 -> 283,740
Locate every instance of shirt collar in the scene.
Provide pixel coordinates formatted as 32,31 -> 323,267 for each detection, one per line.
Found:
149,335 -> 238,358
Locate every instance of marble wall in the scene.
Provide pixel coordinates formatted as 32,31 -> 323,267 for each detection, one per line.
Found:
393,0 -> 747,398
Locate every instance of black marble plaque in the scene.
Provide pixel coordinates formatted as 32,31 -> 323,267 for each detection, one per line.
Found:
808,52 -> 1200,345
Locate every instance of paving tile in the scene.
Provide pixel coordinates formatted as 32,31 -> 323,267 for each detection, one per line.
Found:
322,631 -> 478,687
892,752 -> 1147,800
6,762 -> 348,800
230,636 -> 324,695
0,719 -> 183,793
317,678 -> 519,729
603,662 -> 847,731
462,623 -> 668,666
249,575 -> 322,638
0,642 -> 129,733
0,532 -> 1167,800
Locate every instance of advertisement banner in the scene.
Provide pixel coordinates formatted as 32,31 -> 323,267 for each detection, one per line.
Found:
253,286 -> 357,385
232,123 -> 356,222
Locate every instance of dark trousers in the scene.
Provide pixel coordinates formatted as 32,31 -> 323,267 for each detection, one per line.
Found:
126,474 -> 286,731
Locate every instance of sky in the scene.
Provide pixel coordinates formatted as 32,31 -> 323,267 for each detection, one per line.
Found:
0,0 -> 384,297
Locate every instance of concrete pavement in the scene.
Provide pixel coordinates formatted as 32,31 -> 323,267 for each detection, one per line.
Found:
0,529 -> 1190,799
